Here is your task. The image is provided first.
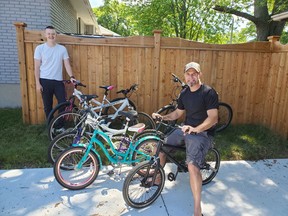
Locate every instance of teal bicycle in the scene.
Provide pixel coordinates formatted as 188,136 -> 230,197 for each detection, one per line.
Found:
53,110 -> 160,190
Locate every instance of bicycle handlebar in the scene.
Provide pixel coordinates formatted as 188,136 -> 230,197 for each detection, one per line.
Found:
171,73 -> 186,88
64,80 -> 86,88
116,84 -> 138,96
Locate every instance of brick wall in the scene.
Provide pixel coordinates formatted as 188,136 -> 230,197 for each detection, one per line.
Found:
0,0 -> 50,84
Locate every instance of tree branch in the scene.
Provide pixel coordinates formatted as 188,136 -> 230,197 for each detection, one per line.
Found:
213,5 -> 258,24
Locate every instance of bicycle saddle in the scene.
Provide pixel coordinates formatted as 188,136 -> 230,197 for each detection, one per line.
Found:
80,94 -> 98,101
99,85 -> 114,91
118,110 -> 138,120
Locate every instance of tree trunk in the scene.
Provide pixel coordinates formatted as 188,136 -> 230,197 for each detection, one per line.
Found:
214,0 -> 288,41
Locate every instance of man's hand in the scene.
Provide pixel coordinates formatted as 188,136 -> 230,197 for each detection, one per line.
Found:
36,82 -> 43,93
181,125 -> 197,135
152,113 -> 163,121
70,76 -> 76,83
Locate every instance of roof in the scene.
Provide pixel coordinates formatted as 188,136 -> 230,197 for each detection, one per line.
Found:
69,0 -> 98,26
98,25 -> 120,36
271,11 -> 288,21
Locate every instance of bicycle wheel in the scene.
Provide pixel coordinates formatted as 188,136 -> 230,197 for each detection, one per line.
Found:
53,146 -> 100,190
215,102 -> 233,133
48,131 -> 91,164
131,139 -> 159,165
122,160 -> 165,208
201,148 -> 220,185
47,100 -> 78,125
135,112 -> 156,130
157,105 -> 177,133
48,111 -> 84,141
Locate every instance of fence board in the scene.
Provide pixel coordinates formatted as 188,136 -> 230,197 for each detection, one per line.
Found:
14,23 -> 288,138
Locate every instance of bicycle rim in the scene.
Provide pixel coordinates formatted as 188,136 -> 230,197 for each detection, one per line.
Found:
122,161 -> 165,208
48,111 -> 83,140
48,132 -> 90,164
54,147 -> 100,190
132,139 -> 159,166
201,148 -> 220,185
136,112 -> 156,130
215,102 -> 233,133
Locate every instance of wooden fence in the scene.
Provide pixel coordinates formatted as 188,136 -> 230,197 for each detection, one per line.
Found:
14,22 -> 288,138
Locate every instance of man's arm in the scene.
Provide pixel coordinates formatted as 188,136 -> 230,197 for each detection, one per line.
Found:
152,108 -> 185,121
63,59 -> 75,81
182,108 -> 218,134
34,59 -> 42,92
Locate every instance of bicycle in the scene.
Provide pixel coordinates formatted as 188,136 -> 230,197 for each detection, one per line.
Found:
156,73 -> 233,133
122,120 -> 221,208
53,110 -> 160,190
48,106 -> 154,164
48,84 -> 156,140
47,81 -> 138,125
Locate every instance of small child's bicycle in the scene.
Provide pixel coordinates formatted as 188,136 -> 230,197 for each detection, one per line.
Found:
53,110 -> 160,190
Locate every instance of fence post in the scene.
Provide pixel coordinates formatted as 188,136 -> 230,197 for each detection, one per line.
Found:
268,35 -> 281,51
14,22 -> 30,124
152,30 -> 162,110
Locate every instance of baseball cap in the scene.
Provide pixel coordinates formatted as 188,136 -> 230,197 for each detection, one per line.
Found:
184,62 -> 201,73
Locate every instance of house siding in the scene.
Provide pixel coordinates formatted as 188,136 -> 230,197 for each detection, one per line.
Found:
0,0 -> 87,107
50,0 -> 77,33
0,0 -> 50,85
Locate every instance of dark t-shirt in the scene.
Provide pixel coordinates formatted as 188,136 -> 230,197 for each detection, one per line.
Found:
177,84 -> 219,133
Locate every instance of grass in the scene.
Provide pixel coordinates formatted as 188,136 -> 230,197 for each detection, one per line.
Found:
0,108 -> 288,169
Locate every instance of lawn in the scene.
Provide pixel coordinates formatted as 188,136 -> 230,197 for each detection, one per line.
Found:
0,108 -> 288,169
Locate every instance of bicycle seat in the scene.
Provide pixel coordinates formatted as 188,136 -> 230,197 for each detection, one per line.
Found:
99,85 -> 114,91
118,110 -> 138,120
128,123 -> 145,133
80,94 -> 98,101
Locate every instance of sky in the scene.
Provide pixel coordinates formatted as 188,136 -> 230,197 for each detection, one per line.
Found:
89,0 -> 104,8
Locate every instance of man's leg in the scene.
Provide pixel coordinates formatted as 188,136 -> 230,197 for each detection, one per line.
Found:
188,162 -> 202,216
40,79 -> 54,118
162,128 -> 185,167
185,132 -> 212,216
54,80 -> 66,112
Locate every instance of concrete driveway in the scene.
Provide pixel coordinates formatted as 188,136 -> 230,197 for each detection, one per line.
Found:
1,159 -> 288,216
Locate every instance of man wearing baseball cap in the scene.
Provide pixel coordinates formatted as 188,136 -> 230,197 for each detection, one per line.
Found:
153,61 -> 219,216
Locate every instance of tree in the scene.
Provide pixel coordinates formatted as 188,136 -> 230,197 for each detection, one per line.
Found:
126,0 -> 233,43
93,0 -> 135,36
214,0 -> 288,41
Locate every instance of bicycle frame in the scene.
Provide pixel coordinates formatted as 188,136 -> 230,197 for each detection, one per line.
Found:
73,128 -> 161,170
72,86 -> 133,125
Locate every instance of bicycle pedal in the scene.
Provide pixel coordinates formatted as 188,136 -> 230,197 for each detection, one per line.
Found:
106,170 -> 115,176
168,172 -> 177,181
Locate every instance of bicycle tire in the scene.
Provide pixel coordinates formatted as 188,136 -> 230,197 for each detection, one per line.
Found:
201,147 -> 220,185
48,111 -> 84,141
135,112 -> 156,130
53,146 -> 100,190
47,100 -> 78,125
215,102 -> 233,133
131,138 -> 159,166
48,131 -> 91,164
122,160 -> 165,208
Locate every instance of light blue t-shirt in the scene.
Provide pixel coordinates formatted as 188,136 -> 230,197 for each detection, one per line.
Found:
34,43 -> 69,81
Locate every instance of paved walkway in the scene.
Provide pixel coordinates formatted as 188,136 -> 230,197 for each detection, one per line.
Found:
1,159 -> 288,216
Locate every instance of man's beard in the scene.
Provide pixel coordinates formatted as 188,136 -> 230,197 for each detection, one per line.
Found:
187,80 -> 198,87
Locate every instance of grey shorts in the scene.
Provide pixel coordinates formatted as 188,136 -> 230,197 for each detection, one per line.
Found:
164,128 -> 213,169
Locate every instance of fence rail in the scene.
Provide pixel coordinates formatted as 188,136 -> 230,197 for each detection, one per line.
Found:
14,22 -> 288,138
